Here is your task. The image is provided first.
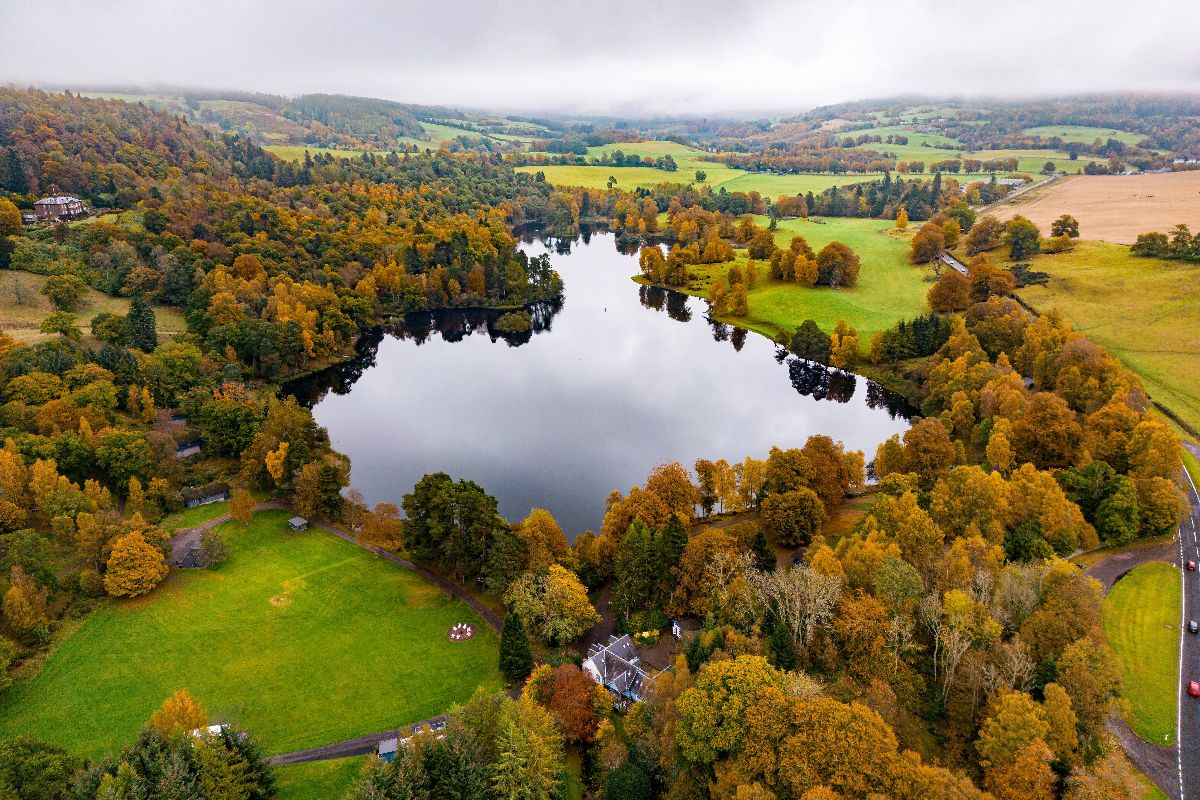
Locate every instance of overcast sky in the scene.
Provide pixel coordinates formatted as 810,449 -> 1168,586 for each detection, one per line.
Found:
2,0 -> 1198,116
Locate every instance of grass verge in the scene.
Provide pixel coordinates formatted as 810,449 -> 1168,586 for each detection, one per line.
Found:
275,756 -> 367,800
1102,561 -> 1181,745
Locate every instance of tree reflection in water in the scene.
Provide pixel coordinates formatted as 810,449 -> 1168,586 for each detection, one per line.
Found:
285,226 -> 915,423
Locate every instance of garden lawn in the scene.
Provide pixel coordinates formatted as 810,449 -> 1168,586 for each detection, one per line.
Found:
0,510 -> 501,757
1103,561 -> 1180,745
690,216 -> 931,341
1013,241 -> 1200,434
275,756 -> 367,800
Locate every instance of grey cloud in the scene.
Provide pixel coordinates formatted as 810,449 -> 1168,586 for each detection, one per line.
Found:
1,0 -> 1198,115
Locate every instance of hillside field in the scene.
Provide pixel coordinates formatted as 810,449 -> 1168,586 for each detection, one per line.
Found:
995,171 -> 1200,244
0,510 -> 501,756
1012,240 -> 1200,433
1022,125 -> 1146,146
0,270 -> 187,345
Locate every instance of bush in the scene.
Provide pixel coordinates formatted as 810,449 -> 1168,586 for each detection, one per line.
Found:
198,529 -> 231,567
78,568 -> 106,597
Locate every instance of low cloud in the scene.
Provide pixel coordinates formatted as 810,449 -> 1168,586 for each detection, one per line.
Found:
1,0 -> 1198,115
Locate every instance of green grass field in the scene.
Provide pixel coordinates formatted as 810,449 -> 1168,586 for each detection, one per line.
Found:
1022,125 -> 1146,147
660,216 -> 930,342
0,270 -> 187,345
1013,241 -> 1200,434
1103,561 -> 1180,745
276,756 -> 367,800
519,163 -> 893,196
0,510 -> 501,756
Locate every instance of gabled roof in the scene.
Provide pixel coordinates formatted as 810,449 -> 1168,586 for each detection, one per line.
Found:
584,634 -> 647,700
34,196 -> 83,205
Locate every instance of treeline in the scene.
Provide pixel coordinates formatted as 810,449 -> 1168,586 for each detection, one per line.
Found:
1131,223 -> 1200,261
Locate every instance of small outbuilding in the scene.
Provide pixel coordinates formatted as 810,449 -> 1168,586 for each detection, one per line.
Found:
377,737 -> 399,762
288,517 -> 309,532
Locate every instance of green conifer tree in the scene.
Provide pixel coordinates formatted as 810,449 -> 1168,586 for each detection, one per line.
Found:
499,610 -> 533,683
127,293 -> 158,353
751,529 -> 776,572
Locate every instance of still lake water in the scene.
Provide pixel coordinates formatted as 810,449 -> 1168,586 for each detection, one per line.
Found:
284,230 -> 913,536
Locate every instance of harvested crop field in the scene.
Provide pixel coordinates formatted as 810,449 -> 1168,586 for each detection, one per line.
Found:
994,171 -> 1200,244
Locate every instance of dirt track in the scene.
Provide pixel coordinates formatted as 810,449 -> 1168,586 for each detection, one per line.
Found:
993,171 -> 1200,244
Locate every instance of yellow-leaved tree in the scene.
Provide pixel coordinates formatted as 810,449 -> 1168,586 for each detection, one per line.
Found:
149,688 -> 208,737
229,487 -> 255,526
104,532 -> 168,597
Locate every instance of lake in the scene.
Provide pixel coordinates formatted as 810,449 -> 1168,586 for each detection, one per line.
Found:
284,229 -> 913,535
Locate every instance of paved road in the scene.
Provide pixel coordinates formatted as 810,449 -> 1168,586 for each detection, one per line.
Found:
1176,467 -> 1200,800
1080,466 -> 1200,800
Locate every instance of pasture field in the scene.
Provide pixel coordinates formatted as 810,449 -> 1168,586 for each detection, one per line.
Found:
584,140 -> 709,160
276,756 -> 367,800
0,270 -> 187,345
843,125 -> 960,149
0,510 -> 501,756
522,163 -> 910,197
1012,240 -> 1200,434
995,171 -> 1200,244
656,216 -> 930,342
1022,125 -> 1146,147
1102,561 -> 1180,745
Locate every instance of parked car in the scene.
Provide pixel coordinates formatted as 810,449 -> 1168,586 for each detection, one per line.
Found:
1190,621 -> 1198,634
1189,680 -> 1200,697
1188,561 -> 1197,571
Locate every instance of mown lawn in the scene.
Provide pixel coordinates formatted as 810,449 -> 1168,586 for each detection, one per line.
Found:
660,216 -> 930,342
1103,561 -> 1181,745
275,756 -> 367,800
1013,240 -> 1200,434
0,510 -> 501,756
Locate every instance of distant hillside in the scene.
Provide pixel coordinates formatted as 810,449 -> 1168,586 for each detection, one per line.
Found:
282,93 -> 426,143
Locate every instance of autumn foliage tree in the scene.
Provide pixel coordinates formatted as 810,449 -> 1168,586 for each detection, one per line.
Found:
524,663 -> 611,744
104,531 -> 169,597
148,688 -> 208,737
229,486 -> 255,526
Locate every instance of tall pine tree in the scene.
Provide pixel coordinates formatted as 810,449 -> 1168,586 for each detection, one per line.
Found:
499,610 -> 533,683
751,529 -> 776,572
127,293 -> 158,353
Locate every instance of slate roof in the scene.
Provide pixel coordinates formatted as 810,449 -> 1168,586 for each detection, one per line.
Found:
33,196 -> 83,205
583,634 -> 647,701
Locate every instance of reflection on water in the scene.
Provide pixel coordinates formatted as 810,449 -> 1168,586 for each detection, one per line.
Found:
283,229 -> 914,535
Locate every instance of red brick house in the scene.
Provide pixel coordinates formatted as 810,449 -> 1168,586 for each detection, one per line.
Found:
32,195 -> 85,221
